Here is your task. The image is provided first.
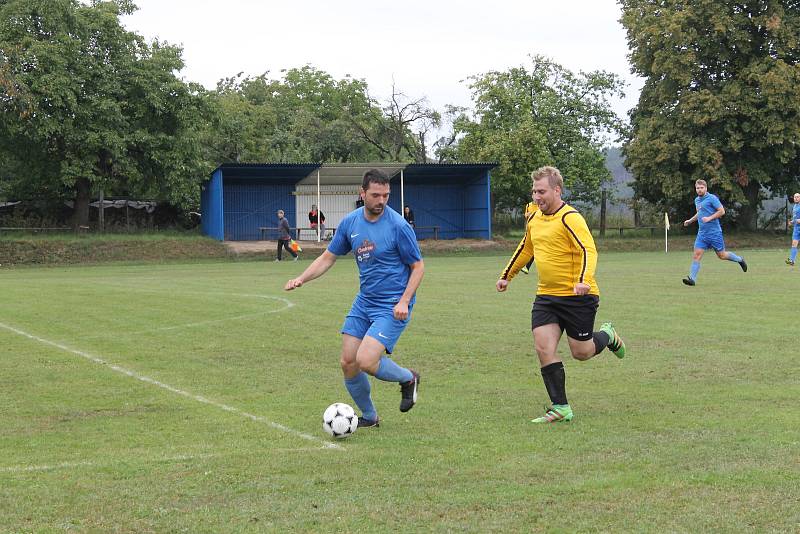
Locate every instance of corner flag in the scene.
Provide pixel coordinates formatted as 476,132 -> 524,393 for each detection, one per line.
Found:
664,212 -> 670,253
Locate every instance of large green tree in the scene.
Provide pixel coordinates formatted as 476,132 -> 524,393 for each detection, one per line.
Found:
206,66 -> 391,164
204,68 -> 436,164
445,55 -> 626,210
621,0 -> 800,228
0,0 -> 208,225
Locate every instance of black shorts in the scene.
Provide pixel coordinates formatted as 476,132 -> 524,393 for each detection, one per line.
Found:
531,294 -> 599,341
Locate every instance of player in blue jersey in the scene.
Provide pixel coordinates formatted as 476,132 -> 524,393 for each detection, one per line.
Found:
284,169 -> 424,429
786,193 -> 800,266
682,179 -> 747,286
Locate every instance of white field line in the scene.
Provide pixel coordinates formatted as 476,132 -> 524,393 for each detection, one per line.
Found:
134,292 -> 295,333
1,448 -> 334,473
0,453 -> 218,473
76,289 -> 295,340
0,321 -> 342,451
88,280 -> 289,303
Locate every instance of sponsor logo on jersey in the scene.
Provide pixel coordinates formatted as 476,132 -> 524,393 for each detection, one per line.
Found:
356,239 -> 376,263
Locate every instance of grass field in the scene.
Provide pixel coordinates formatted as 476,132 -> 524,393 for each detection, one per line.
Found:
1,250 -> 799,532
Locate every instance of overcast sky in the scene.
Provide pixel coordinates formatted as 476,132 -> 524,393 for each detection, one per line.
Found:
122,0 -> 644,120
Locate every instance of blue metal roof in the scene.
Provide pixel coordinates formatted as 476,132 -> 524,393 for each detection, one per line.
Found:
211,162 -> 497,180
400,163 -> 497,179
215,163 -> 320,179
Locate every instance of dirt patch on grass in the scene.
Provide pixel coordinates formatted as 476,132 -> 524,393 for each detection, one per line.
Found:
0,232 -> 787,267
223,238 -> 513,257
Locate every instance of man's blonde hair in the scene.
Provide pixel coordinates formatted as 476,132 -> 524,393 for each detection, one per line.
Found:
532,166 -> 564,190
695,179 -> 707,187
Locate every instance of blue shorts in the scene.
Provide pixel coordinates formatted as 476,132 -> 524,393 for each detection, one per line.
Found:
341,296 -> 412,353
793,225 -> 800,241
694,232 -> 725,252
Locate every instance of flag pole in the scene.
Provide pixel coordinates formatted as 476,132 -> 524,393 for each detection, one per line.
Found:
664,212 -> 670,253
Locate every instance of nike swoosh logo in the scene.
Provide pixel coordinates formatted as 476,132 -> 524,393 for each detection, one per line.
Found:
377,332 -> 388,339
350,233 -> 359,238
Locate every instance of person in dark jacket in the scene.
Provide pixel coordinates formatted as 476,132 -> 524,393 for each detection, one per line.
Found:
275,210 -> 298,261
308,204 -> 326,240
403,205 -> 415,227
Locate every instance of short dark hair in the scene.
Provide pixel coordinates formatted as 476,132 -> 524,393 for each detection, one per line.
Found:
362,168 -> 390,191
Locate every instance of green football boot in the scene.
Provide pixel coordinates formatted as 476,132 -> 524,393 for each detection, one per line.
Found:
531,404 -> 573,423
600,322 -> 626,359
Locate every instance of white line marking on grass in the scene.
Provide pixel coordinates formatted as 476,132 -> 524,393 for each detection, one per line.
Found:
144,295 -> 294,332
77,293 -> 295,340
0,321 -> 342,451
1,449 -> 334,473
88,280 -> 296,308
0,453 -> 220,473
0,460 -> 96,473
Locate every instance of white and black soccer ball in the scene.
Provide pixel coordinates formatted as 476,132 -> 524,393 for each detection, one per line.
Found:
322,402 -> 358,439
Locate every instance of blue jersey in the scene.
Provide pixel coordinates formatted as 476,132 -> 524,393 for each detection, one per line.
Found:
328,206 -> 422,305
695,193 -> 723,235
793,204 -> 800,223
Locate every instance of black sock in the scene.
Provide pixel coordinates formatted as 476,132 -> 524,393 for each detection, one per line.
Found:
592,331 -> 610,355
540,362 -> 567,405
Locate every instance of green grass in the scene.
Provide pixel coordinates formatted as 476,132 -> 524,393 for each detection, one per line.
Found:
0,234 -> 230,266
1,250 -> 799,532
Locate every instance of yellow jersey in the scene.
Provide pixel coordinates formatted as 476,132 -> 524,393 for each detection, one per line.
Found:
524,201 -> 538,219
501,202 -> 599,297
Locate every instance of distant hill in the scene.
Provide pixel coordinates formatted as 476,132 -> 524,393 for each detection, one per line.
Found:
603,146 -> 634,199
597,146 -> 634,220
601,146 -> 790,227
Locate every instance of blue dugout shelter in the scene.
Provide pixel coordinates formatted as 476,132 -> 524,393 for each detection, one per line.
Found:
201,163 -> 496,241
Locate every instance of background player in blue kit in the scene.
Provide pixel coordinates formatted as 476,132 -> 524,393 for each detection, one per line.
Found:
682,179 -> 747,286
786,192 -> 800,266
284,169 -> 424,428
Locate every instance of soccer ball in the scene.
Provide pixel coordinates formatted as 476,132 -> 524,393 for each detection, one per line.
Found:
322,402 -> 358,439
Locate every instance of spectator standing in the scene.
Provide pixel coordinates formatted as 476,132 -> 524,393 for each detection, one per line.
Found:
275,209 -> 298,262
309,204 -> 326,240
403,205 -> 415,227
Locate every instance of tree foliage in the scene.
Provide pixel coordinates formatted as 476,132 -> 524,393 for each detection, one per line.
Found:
621,0 -> 800,228
203,68 -> 437,164
0,0 -> 209,224
349,83 -> 441,162
446,55 -> 626,210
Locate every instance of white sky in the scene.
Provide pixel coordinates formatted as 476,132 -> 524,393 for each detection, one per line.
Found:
122,0 -> 644,121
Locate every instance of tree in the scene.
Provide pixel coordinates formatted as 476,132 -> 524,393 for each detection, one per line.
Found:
349,83 -> 441,162
432,105 -> 469,163
621,0 -> 800,229
449,55 -> 626,210
204,66 -> 388,164
0,0 -> 209,226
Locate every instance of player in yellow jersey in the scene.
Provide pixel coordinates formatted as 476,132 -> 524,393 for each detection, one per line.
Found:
520,201 -> 537,274
496,166 -> 627,423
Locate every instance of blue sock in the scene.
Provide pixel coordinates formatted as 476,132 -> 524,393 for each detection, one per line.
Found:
344,372 -> 377,421
726,251 -> 742,263
791,247 -> 798,262
690,261 -> 701,280
374,356 -> 413,383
